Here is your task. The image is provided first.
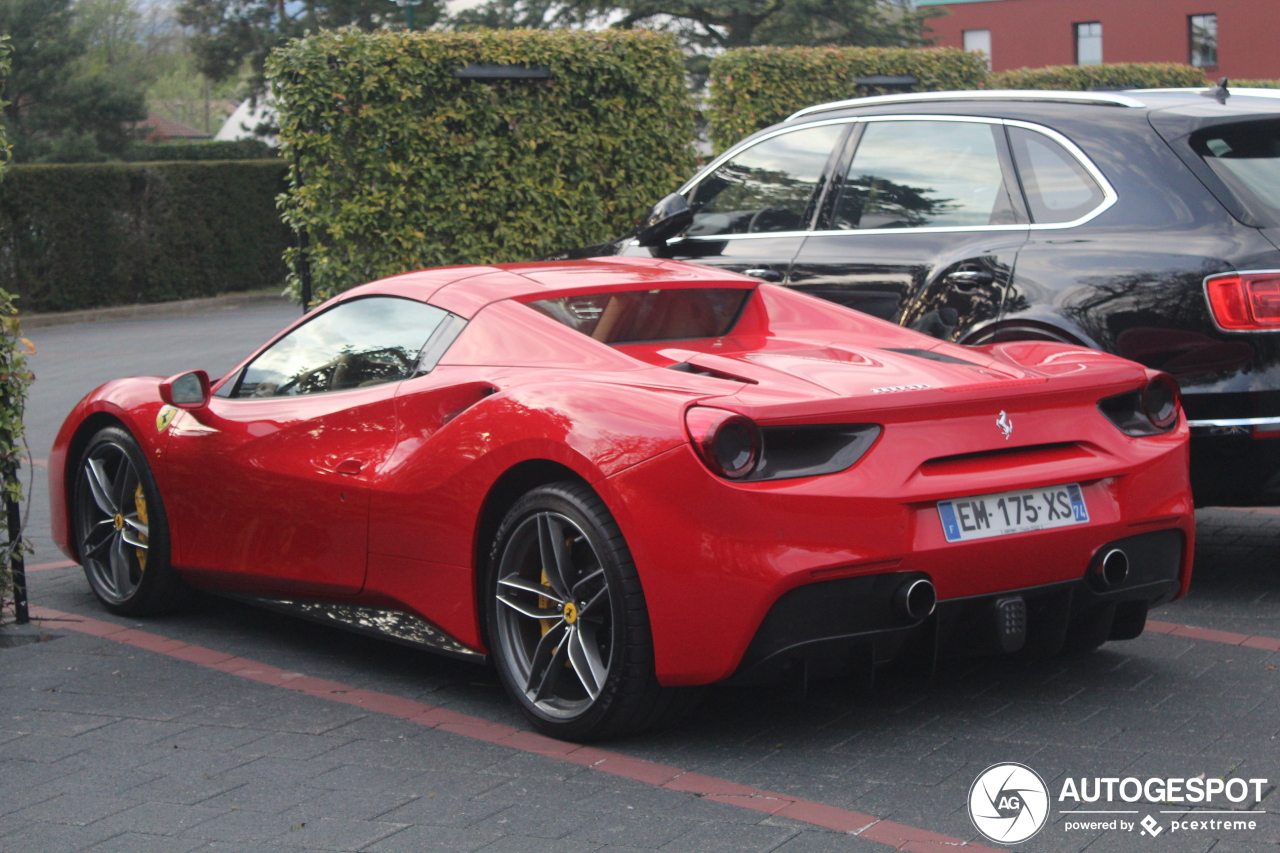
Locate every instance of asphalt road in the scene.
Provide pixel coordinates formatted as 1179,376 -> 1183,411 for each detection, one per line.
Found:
2,303 -> 1278,853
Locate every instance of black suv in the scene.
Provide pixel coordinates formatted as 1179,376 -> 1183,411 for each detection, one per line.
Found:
581,87 -> 1280,506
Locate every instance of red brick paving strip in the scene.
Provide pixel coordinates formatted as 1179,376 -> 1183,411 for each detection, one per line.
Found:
28,604 -> 1000,851
26,560 -> 79,571
1145,620 -> 1280,652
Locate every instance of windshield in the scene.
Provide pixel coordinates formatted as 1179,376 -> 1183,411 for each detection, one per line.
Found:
1192,120 -> 1280,225
527,288 -> 752,344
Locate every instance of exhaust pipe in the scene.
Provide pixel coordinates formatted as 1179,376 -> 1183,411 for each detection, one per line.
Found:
1096,548 -> 1129,588
894,578 -> 937,622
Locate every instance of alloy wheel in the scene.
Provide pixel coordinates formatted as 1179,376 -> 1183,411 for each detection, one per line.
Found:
76,441 -> 150,604
492,511 -> 614,719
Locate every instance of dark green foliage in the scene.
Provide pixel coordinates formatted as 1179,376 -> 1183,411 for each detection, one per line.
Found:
0,0 -> 147,162
1235,79 -> 1280,89
0,36 -> 28,612
0,161 -> 290,313
269,28 -> 697,302
989,63 -> 1207,90
178,0 -> 446,93
123,139 -> 276,161
707,46 -> 988,150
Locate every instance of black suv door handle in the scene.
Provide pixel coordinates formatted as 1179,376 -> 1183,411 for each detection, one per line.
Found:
743,268 -> 784,282
945,269 -> 995,291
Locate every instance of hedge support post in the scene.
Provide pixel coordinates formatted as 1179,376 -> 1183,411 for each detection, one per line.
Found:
7,498 -> 24,623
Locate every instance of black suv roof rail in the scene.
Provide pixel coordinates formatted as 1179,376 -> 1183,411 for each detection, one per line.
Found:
1129,87 -> 1280,100
786,90 -> 1147,122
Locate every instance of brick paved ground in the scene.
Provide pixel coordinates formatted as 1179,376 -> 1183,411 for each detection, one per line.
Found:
2,306 -> 1277,852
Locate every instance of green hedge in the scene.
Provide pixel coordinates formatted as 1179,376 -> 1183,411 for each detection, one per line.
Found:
123,139 -> 277,162
990,62 -> 1207,90
1235,79 -> 1280,89
268,29 -> 697,303
707,47 -> 988,151
0,161 -> 291,313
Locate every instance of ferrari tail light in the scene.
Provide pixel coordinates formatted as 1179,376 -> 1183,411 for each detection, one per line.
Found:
1204,271 -> 1280,331
1098,374 -> 1182,436
685,407 -> 760,479
685,408 -> 882,481
1142,374 -> 1180,429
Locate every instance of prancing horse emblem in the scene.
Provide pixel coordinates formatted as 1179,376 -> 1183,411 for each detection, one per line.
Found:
996,410 -> 1013,440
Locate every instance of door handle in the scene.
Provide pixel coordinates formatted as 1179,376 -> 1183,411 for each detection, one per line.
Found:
336,458 -> 365,475
945,270 -> 995,291
743,268 -> 784,282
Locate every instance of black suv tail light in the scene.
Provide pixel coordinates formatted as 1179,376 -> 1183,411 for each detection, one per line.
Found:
1204,271 -> 1280,331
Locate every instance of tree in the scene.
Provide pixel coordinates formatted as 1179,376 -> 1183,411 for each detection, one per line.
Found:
0,0 -> 147,161
448,0 -> 936,52
177,0 -> 447,92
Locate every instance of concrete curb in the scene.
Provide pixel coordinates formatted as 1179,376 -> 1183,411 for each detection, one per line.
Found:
19,289 -> 295,329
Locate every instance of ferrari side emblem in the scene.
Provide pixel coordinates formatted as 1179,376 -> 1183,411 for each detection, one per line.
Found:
996,410 -> 1013,440
156,405 -> 178,433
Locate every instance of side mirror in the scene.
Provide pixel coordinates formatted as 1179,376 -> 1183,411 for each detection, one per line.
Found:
635,193 -> 693,247
159,370 -> 211,409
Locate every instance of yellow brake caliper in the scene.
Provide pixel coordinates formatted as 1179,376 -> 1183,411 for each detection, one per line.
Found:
133,484 -> 149,571
538,570 -> 552,636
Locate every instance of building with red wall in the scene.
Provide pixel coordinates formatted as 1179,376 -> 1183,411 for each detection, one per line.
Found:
920,0 -> 1280,81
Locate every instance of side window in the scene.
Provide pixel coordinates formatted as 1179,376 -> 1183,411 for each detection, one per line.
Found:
834,120 -> 1019,230
1007,126 -> 1106,224
235,297 -> 450,398
686,124 -> 845,237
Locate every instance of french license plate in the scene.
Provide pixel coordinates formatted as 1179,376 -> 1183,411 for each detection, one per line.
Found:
937,483 -> 1089,543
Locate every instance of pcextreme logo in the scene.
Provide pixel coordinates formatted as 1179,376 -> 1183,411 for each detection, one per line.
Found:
968,763 -> 1050,844
968,764 -> 1270,845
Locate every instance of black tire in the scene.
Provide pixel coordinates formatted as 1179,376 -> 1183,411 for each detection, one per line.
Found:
486,481 -> 696,741
72,425 -> 188,616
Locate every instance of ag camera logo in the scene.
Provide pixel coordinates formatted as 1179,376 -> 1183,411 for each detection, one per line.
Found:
969,763 -> 1050,844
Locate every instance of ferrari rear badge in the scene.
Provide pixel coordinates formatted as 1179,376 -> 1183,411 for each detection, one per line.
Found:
996,411 -> 1013,440
156,405 -> 178,433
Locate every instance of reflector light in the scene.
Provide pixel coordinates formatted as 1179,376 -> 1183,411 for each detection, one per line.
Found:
1204,271 -> 1280,330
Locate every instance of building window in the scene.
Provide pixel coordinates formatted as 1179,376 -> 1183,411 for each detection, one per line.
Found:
963,29 -> 992,70
1075,22 -> 1102,66
1190,14 -> 1218,67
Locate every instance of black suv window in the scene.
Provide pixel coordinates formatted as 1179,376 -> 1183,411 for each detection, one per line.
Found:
1192,119 -> 1280,226
687,124 -> 844,237
1007,126 -> 1105,224
834,120 -> 1019,230
235,297 -> 449,397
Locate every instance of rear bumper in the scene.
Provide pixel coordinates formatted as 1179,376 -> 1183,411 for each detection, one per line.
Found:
1189,430 -> 1280,506
727,529 -> 1183,685
1184,392 -> 1280,505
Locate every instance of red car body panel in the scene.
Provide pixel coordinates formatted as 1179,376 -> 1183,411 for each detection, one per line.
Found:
49,258 -> 1194,686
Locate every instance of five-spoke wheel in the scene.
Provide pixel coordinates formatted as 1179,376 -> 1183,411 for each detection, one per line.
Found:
493,510 -> 613,718
487,482 -> 693,740
73,426 -> 185,615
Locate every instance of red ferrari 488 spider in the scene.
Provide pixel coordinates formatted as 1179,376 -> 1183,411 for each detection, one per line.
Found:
50,258 -> 1193,739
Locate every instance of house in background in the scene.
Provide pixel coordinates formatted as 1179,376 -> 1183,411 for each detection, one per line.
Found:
133,113 -> 211,143
921,0 -> 1280,80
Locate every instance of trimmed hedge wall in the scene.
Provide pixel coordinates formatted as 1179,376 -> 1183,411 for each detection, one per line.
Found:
1235,79 -> 1280,89
707,47 -> 988,151
122,140 -> 277,162
0,161 -> 291,314
268,29 -> 697,302
989,62 -> 1206,90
